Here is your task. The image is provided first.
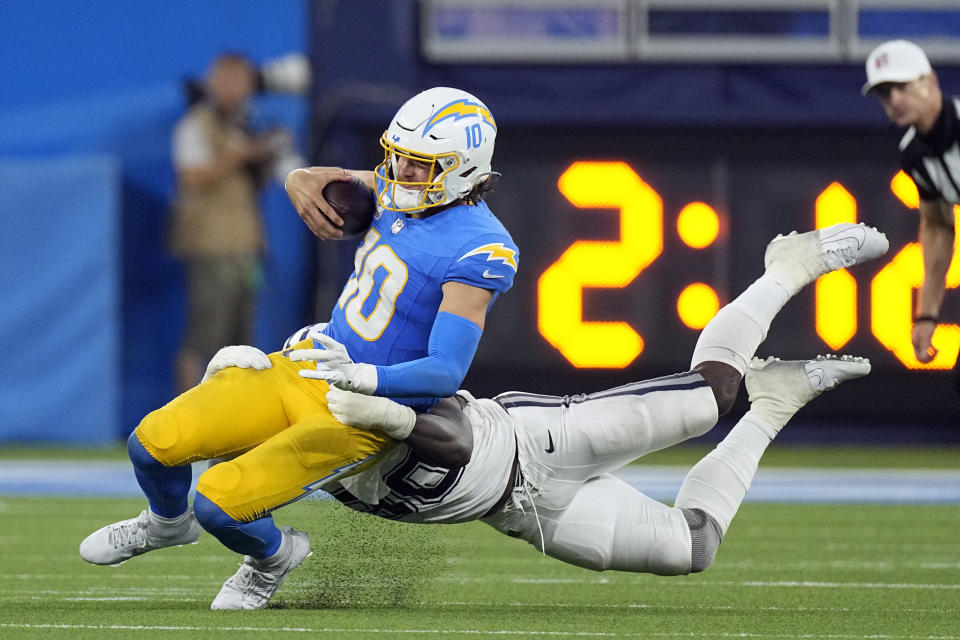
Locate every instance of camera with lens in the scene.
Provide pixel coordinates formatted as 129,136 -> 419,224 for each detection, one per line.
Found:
182,53 -> 311,107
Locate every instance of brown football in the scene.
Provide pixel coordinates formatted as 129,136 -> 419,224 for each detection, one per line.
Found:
321,176 -> 376,239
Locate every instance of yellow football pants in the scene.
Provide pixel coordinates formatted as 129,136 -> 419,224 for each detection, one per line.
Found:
133,343 -> 393,521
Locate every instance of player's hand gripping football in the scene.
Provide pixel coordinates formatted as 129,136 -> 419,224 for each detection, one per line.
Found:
325,387 -> 415,440
201,345 -> 273,383
288,331 -> 378,394
283,166 -> 349,240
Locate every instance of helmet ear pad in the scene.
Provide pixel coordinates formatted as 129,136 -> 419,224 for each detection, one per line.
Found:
429,153 -> 473,203
438,158 -> 479,202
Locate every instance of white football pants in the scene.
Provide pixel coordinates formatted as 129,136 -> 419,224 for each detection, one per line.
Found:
482,371 -> 718,575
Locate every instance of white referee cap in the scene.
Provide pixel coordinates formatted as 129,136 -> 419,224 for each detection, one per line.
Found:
862,40 -> 932,96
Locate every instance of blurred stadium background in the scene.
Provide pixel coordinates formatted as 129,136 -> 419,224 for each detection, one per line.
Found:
0,0 -> 957,450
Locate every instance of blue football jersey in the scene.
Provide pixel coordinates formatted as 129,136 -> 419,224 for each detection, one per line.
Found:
322,184 -> 518,411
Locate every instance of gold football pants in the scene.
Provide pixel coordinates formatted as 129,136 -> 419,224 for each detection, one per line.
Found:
133,343 -> 393,521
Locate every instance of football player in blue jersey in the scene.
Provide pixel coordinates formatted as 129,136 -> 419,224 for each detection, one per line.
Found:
78,87 -> 519,610
284,87 -> 516,410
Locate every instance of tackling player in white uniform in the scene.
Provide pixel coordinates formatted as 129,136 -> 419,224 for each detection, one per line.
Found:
214,222 -> 888,576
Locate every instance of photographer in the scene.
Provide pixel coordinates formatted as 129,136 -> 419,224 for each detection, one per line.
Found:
170,52 -> 285,392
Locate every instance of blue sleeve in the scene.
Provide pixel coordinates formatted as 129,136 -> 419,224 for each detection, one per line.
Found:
374,311 -> 482,397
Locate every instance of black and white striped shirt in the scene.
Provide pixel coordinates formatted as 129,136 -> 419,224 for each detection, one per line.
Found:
899,95 -> 960,205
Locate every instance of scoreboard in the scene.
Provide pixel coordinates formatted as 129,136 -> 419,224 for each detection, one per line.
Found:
535,161 -> 959,372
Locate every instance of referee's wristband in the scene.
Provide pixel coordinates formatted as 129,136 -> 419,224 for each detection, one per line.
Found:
914,315 -> 939,324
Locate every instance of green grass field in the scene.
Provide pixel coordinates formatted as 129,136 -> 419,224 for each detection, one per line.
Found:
1,460 -> 958,640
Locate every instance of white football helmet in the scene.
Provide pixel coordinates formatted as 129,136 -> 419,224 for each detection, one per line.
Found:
376,86 -> 497,213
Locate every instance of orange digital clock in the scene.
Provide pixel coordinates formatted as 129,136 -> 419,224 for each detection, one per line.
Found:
537,161 -> 960,371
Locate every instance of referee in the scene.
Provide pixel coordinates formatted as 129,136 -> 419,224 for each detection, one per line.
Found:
863,40 -> 958,376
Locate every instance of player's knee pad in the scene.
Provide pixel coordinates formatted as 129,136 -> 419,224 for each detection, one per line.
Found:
682,507 -> 723,573
133,409 -> 183,466
127,430 -> 165,469
196,457 -> 244,498
195,460 -> 265,523
643,536 -> 696,576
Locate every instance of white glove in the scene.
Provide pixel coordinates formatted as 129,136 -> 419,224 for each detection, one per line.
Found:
202,345 -> 273,383
287,331 -> 378,394
326,387 -> 416,440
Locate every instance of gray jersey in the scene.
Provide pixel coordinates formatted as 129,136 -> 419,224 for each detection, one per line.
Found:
328,392 -> 516,524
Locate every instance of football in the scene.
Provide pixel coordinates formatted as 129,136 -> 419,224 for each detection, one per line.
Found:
321,176 -> 376,239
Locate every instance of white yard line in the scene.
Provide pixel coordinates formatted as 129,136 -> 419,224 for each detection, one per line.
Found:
1,589 -> 956,615
422,600 -> 954,615
503,577 -> 960,591
505,577 -> 960,589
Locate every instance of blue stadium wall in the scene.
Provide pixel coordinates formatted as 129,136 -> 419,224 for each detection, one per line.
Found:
0,0 -> 311,444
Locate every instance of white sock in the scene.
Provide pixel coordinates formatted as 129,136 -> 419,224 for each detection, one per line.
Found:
257,530 -> 292,569
149,508 -> 192,527
689,275 -> 791,374
148,508 -> 193,540
674,411 -> 777,535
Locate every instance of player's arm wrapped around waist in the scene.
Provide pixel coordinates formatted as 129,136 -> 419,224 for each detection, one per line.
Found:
326,390 -> 473,468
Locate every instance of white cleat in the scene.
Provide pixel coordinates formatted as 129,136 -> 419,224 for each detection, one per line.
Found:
764,223 -> 889,294
79,508 -> 203,566
210,526 -> 312,610
746,355 -> 871,429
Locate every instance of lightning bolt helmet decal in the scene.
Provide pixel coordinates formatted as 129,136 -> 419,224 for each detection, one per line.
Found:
422,99 -> 497,138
